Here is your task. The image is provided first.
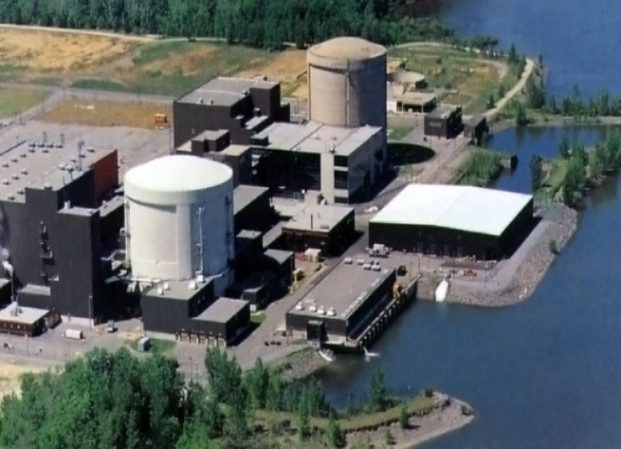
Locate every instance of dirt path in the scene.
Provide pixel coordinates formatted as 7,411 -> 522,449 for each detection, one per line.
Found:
485,57 -> 535,119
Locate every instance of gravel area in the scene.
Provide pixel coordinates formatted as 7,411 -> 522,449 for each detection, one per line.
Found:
419,204 -> 578,307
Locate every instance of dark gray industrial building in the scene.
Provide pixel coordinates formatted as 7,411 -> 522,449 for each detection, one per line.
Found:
172,76 -> 290,148
0,142 -> 124,323
286,260 -> 396,343
424,105 -> 464,139
369,184 -> 534,260
464,115 -> 489,146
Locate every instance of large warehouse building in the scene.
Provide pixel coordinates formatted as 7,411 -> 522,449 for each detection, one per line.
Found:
369,184 -> 534,260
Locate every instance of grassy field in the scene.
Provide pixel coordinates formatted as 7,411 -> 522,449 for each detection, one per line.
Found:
540,158 -> 569,200
456,147 -> 504,186
0,29 -> 279,96
388,127 -> 413,141
0,87 -> 50,118
0,363 -> 50,400
388,45 -> 511,114
39,98 -> 172,129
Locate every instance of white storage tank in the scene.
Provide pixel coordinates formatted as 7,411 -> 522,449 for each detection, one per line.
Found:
307,37 -> 387,131
124,155 -> 234,294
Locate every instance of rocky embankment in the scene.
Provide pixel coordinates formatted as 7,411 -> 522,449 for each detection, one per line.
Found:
419,205 -> 578,307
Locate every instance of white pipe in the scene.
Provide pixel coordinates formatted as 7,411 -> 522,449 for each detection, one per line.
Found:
197,206 -> 205,276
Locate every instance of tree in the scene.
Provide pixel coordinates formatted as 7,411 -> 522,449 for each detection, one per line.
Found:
296,389 -> 310,441
369,368 -> 389,412
204,348 -> 242,405
525,77 -> 546,109
558,132 -> 571,159
513,102 -> 528,126
245,357 -> 270,410
572,141 -> 588,167
529,154 -> 543,192
497,83 -> 506,99
486,94 -> 495,110
399,402 -> 409,430
508,42 -> 518,63
326,411 -> 344,447
563,156 -> 585,207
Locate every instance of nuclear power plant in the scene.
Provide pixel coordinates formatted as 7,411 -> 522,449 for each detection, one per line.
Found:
0,36 -> 418,351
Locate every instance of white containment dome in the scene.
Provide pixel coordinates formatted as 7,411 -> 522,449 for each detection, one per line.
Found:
307,37 -> 387,130
124,155 -> 234,294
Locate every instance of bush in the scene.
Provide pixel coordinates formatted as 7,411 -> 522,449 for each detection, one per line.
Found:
423,387 -> 435,398
548,239 -> 559,255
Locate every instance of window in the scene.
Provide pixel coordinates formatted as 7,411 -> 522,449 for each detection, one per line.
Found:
334,171 -> 348,189
334,155 -> 348,167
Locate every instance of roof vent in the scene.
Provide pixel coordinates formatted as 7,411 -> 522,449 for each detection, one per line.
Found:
7,194 -> 14,200
344,257 -> 353,264
327,307 -> 336,317
157,287 -> 164,295
2,180 -> 9,186
295,303 -> 304,311
317,307 -> 326,315
42,148 -> 49,153
11,174 -> 19,180
196,274 -> 205,283
163,282 -> 170,291
17,189 -> 24,195
189,281 -> 197,290
87,146 -> 95,153
10,157 -> 17,163
44,183 -> 52,190
309,304 -> 317,312
242,89 -> 250,95
2,163 -> 8,168
28,147 -> 35,153
20,153 -> 26,158
71,157 -> 77,163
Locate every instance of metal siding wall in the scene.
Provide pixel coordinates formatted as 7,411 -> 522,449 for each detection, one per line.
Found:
93,150 -> 119,200
143,294 -> 191,334
52,211 -> 102,318
347,271 -> 395,334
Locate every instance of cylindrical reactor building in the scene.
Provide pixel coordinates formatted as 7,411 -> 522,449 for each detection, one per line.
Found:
307,37 -> 387,130
124,155 -> 234,294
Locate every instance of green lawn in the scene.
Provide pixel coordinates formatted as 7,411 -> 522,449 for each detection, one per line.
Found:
388,127 -> 413,141
250,312 -> 267,324
0,88 -> 50,118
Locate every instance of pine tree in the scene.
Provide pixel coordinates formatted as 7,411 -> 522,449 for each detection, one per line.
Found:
369,368 -> 389,412
326,411 -> 344,447
529,154 -> 543,192
558,133 -> 571,159
296,389 -> 310,441
399,402 -> 409,430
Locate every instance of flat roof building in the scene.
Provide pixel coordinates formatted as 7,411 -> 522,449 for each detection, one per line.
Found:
0,303 -> 57,336
252,121 -> 384,204
387,84 -> 437,114
424,104 -> 463,139
369,184 -> 534,260
192,298 -> 250,346
173,76 -> 290,148
270,199 -> 356,256
286,259 -> 397,343
0,138 -> 124,323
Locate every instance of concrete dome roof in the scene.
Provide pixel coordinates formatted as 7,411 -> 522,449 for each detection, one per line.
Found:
124,155 -> 232,194
308,37 -> 387,61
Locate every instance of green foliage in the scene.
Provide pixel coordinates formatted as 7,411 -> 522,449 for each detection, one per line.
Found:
0,348 -> 188,449
530,154 -> 543,192
547,239 -> 559,255
326,411 -> 345,447
457,148 -> 503,187
296,389 -> 310,441
369,368 -> 390,413
558,133 -> 571,159
205,347 -> 243,405
423,387 -> 435,398
525,77 -> 546,109
0,0 -> 455,49
562,156 -> 585,207
399,403 -> 409,430
513,101 -> 528,126
486,94 -> 495,110
497,83 -> 507,99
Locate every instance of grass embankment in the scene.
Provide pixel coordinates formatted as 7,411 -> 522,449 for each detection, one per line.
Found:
0,28 -> 284,97
0,88 -> 50,118
388,127 -> 413,141
250,311 -> 267,325
127,337 -> 176,354
254,393 -> 437,434
538,158 -> 568,201
388,45 -> 512,114
455,147 -> 504,186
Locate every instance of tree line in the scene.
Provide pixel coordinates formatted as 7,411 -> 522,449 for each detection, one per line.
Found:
525,79 -> 621,118
0,0 -> 456,49
0,347 -> 410,449
530,129 -> 621,207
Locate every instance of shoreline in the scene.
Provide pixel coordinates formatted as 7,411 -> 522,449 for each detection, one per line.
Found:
491,115 -> 621,134
417,204 -> 578,307
347,394 -> 475,449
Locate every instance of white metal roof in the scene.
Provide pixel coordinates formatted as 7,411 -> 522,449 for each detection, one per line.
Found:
370,184 -> 532,236
124,155 -> 232,193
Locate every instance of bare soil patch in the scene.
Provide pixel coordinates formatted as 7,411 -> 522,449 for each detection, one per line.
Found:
0,362 -> 48,399
235,49 -> 308,98
0,29 -> 133,72
39,99 -> 172,129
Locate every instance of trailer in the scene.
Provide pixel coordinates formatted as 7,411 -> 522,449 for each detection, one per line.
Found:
64,329 -> 84,340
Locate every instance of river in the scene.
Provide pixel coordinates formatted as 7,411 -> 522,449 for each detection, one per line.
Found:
317,2 -> 621,447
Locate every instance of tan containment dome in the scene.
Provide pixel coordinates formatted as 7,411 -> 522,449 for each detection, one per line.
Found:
307,37 -> 387,130
124,155 -> 234,294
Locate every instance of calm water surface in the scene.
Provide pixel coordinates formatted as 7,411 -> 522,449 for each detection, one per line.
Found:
319,2 -> 621,447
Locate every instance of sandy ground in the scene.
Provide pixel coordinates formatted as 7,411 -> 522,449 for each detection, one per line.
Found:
0,28 -> 134,72
39,98 -> 173,129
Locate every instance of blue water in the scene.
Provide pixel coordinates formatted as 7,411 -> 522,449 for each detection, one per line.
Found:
318,125 -> 621,448
321,2 -> 621,446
